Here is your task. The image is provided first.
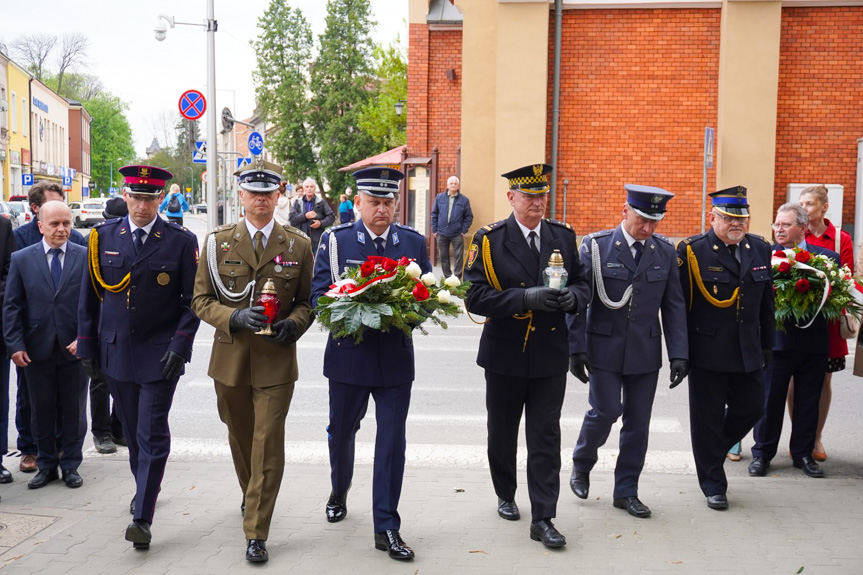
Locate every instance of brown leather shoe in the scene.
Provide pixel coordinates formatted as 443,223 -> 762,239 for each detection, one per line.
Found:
19,454 -> 37,473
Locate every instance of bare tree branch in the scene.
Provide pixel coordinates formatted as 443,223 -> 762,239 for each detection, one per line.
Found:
56,33 -> 89,95
11,33 -> 57,81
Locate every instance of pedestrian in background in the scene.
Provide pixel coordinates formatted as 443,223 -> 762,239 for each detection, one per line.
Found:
0,213 -> 14,488
158,183 -> 189,226
289,178 -> 335,251
13,181 -> 86,474
430,175 -> 473,279
677,186 -> 774,511
4,202 -> 88,490
338,193 -> 354,224
274,179 -> 292,226
464,163 -> 589,549
78,165 -> 200,551
192,160 -> 314,564
568,185 -> 688,519
311,167 -> 431,562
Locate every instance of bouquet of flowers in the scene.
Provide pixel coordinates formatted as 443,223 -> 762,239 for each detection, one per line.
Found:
772,247 -> 863,331
315,255 -> 471,343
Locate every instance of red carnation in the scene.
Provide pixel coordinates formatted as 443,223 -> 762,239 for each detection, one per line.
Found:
795,278 -> 810,293
398,256 -> 411,267
412,282 -> 430,301
774,250 -> 787,258
360,261 -> 375,277
381,258 -> 397,272
795,250 -> 811,264
777,261 -> 791,274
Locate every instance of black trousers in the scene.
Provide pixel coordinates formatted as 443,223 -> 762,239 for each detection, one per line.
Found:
89,376 -> 124,439
25,343 -> 88,472
485,371 -> 566,521
752,351 -> 826,461
688,367 -> 764,496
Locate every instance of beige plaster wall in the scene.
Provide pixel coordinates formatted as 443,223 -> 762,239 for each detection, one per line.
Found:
716,0 -> 782,238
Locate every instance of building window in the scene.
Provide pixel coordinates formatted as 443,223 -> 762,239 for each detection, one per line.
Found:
11,91 -> 17,133
22,98 -> 27,137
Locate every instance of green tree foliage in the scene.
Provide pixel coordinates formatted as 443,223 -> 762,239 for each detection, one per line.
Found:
310,0 -> 378,198
253,0 -> 317,184
85,93 -> 135,194
357,36 -> 407,151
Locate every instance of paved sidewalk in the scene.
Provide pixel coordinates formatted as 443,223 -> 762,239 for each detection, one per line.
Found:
0,453 -> 861,574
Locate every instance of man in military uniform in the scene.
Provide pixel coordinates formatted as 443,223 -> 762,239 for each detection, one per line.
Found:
78,165 -> 201,549
568,185 -> 688,519
192,159 -> 313,563
463,163 -> 589,549
310,167 -> 431,562
676,186 -> 774,510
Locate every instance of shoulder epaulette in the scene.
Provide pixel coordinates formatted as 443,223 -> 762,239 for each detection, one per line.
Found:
746,233 -> 769,245
327,222 -> 353,233
683,233 -> 708,245
477,220 -> 506,236
544,218 -> 573,231
211,223 -> 236,234
587,229 -> 612,239
94,218 -> 119,229
165,221 -> 196,237
281,224 -> 309,240
395,223 -> 423,235
653,233 -> 673,245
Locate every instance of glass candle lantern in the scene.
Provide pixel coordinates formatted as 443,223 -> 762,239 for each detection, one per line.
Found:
542,249 -> 568,289
255,278 -> 281,335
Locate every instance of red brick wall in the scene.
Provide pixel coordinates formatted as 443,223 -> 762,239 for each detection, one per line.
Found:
548,9 -> 721,237
775,7 -> 863,229
408,24 -> 462,196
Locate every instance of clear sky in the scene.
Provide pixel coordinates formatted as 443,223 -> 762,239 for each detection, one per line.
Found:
1,0 -> 408,158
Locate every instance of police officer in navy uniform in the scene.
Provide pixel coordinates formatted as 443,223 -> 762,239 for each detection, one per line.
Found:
567,185 -> 688,518
463,163 -> 589,549
78,165 -> 201,549
676,186 -> 774,510
310,167 -> 432,561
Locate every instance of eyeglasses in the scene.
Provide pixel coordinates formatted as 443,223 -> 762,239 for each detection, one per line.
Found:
128,195 -> 159,203
771,222 -> 800,230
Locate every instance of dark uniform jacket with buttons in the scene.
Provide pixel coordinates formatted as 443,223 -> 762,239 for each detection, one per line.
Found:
78,216 -> 201,383
568,225 -> 687,375
464,214 -> 590,379
676,228 -> 774,373
192,220 -> 314,387
310,220 -> 432,388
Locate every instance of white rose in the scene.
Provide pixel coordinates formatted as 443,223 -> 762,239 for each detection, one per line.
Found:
405,261 -> 423,279
444,275 -> 461,288
437,289 -> 452,303
421,272 -> 437,286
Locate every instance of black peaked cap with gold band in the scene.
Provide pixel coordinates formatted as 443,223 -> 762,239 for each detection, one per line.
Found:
710,185 -> 749,218
502,163 -> 552,194
234,157 -> 283,193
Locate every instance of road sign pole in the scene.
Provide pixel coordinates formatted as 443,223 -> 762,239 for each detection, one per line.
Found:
206,0 -> 218,231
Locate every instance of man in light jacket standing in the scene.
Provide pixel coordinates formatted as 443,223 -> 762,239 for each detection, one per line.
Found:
430,175 -> 473,279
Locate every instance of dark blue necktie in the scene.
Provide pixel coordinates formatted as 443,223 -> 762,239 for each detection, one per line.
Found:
133,228 -> 145,254
374,237 -> 385,256
633,241 -> 643,265
49,248 -> 62,290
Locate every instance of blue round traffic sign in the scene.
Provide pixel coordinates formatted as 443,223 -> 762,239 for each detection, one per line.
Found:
179,90 -> 207,121
248,131 -> 264,156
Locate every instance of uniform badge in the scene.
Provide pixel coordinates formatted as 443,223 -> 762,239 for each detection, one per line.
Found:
274,265 -> 283,273
649,243 -> 655,250
103,250 -> 120,256
289,238 -> 295,253
615,241 -> 621,247
708,266 -> 724,272
745,243 -> 751,250
157,272 -> 171,286
194,248 -> 200,266
712,245 -> 719,251
221,242 -> 230,252
713,285 -> 718,295
677,256 -> 683,267
357,231 -> 366,244
154,231 -> 162,238
120,227 -> 127,235
467,243 -> 478,268
392,232 -> 400,246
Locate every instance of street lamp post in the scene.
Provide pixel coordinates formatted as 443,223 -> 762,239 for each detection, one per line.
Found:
154,0 -> 218,230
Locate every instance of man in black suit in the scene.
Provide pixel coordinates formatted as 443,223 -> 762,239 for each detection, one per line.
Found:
0,214 -> 13,488
3,201 -> 88,489
749,203 -> 835,479
676,186 -> 774,510
464,163 -> 590,549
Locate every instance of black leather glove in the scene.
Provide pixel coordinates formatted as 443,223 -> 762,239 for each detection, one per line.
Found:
762,349 -> 773,369
557,288 -> 577,312
229,306 -> 269,332
264,319 -> 298,344
523,286 -> 562,312
669,358 -> 690,389
569,353 -> 591,383
161,351 -> 185,381
81,358 -> 105,382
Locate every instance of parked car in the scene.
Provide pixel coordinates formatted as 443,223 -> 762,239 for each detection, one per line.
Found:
9,195 -> 29,203
8,201 -> 32,227
195,203 -> 207,214
69,201 -> 105,228
0,201 -> 20,229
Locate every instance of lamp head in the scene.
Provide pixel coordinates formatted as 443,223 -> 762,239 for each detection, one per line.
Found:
154,19 -> 168,41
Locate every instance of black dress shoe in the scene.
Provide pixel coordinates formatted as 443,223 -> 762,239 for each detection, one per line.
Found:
748,456 -> 770,477
706,494 -> 728,510
246,539 -> 268,562
570,470 -> 589,499
497,498 -> 520,520
0,464 -> 12,484
125,520 -> 152,550
62,469 -> 83,488
374,530 -> 415,560
93,435 -> 117,454
28,468 -> 59,489
613,496 -> 651,518
130,496 -> 136,515
112,434 -> 127,447
326,491 -> 348,523
793,455 -> 824,478
529,518 -> 566,548
241,495 -> 245,517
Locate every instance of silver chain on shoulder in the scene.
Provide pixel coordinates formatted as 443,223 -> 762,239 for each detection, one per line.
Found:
207,232 -> 256,306
592,238 -> 633,310
328,232 -> 340,284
